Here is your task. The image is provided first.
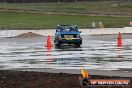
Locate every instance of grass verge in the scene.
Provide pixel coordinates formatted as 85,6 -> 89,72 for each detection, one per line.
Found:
0,2 -> 132,15
0,11 -> 132,29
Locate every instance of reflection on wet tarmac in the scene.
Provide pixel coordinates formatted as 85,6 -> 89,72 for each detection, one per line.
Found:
0,35 -> 132,71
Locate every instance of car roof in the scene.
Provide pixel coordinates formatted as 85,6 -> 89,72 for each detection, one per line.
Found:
58,25 -> 77,27
56,25 -> 79,32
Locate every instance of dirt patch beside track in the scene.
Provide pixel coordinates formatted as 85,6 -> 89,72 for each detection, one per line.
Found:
0,70 -> 131,88
14,32 -> 42,38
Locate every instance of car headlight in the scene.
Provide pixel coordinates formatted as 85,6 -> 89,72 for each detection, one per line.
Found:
58,36 -> 62,40
77,34 -> 80,38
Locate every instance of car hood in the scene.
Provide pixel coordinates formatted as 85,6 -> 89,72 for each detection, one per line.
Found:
59,31 -> 80,35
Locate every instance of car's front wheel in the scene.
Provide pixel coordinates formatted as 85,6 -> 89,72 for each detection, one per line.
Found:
54,39 -> 61,47
75,44 -> 81,47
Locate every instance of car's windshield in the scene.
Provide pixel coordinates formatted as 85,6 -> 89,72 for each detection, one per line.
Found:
59,25 -> 78,31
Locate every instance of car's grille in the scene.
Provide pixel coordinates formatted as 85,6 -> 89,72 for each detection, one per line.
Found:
62,34 -> 77,38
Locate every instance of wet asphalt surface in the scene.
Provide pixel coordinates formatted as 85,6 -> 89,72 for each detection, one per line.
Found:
0,34 -> 132,73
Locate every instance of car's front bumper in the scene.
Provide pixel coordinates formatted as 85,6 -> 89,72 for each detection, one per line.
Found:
60,38 -> 82,44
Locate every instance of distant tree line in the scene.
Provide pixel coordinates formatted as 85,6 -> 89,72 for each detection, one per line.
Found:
0,0 -> 131,3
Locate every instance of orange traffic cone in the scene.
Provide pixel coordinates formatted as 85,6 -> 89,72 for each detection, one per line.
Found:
45,35 -> 53,47
47,47 -> 51,52
84,71 -> 89,78
117,32 -> 122,47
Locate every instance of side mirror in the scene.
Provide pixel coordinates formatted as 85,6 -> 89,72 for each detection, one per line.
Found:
79,31 -> 82,33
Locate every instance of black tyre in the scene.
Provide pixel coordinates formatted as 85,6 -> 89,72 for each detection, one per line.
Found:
54,39 -> 61,47
56,43 -> 61,47
75,43 -> 81,47
80,78 -> 91,87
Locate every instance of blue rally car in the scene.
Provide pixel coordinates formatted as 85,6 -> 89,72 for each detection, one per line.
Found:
54,25 -> 82,47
